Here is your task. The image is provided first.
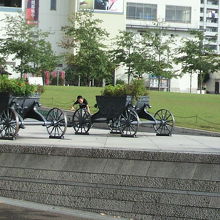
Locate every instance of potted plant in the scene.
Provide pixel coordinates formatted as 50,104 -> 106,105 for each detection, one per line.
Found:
0,75 -> 42,117
100,79 -> 149,105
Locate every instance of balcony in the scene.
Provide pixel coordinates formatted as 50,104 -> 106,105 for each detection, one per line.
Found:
206,4 -> 219,9
206,21 -> 219,27
205,31 -> 218,36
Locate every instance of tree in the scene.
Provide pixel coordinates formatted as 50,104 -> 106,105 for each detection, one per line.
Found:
111,31 -> 154,84
141,24 -> 176,91
175,30 -> 220,94
61,11 -> 113,86
0,15 -> 57,78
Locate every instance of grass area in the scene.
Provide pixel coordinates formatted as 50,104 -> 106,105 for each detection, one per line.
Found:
40,86 -> 220,132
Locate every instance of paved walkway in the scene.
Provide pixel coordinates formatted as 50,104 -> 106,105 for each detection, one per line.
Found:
0,126 -> 220,154
0,197 -> 123,220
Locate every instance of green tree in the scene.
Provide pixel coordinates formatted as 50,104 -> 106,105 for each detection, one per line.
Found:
176,30 -> 220,94
61,11 -> 113,86
0,15 -> 57,78
111,31 -> 154,84
141,25 -> 175,91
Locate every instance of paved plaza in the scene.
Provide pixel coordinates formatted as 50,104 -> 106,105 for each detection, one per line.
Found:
0,125 -> 220,155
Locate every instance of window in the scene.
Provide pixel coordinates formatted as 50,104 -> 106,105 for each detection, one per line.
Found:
207,0 -> 218,5
166,5 -> 191,23
0,0 -> 21,7
50,0 -> 56,10
127,3 -> 157,21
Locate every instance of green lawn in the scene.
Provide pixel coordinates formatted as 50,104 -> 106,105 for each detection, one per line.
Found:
40,86 -> 220,132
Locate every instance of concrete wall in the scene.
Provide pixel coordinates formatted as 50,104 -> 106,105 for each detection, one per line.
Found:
0,144 -> 219,219
38,0 -> 71,54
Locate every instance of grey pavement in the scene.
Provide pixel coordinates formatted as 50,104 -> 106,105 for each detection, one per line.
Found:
0,197 -> 125,220
0,125 -> 220,154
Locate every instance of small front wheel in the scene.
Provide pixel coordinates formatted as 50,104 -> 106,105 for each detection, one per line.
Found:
153,109 -> 175,136
72,108 -> 92,134
0,108 -> 19,139
46,108 -> 67,138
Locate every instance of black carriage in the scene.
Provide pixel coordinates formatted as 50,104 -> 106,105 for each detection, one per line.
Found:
0,93 -> 67,140
72,95 -> 175,137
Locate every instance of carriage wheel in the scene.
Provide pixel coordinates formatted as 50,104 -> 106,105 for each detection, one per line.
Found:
153,109 -> 175,136
72,108 -> 92,134
46,108 -> 67,138
119,109 -> 139,137
0,108 -> 19,139
108,117 -> 121,134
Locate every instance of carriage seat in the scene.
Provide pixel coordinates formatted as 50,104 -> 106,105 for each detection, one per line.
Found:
135,96 -> 151,113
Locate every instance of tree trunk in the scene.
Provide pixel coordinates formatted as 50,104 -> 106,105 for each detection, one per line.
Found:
190,72 -> 192,93
113,69 -> 116,86
199,71 -> 203,94
158,77 -> 161,91
78,75 -> 81,86
102,78 -> 106,87
127,64 -> 132,84
56,71 -> 59,86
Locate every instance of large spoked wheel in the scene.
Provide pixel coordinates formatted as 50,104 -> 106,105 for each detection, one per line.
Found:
0,108 -> 19,139
119,109 -> 139,137
153,109 -> 175,136
108,117 -> 121,134
72,108 -> 92,134
46,108 -> 67,138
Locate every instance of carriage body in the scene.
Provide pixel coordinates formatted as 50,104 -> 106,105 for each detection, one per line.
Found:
93,95 -> 132,120
0,93 -> 39,116
72,95 -> 140,137
0,93 -> 11,115
0,92 -> 67,140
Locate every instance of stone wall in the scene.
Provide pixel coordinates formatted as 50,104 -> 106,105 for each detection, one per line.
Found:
0,144 -> 219,219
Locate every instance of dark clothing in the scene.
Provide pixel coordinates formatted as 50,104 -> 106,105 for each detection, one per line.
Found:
73,98 -> 88,108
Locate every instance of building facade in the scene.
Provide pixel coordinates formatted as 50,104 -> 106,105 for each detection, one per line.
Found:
0,0 -> 201,93
200,0 -> 220,93
200,0 -> 220,52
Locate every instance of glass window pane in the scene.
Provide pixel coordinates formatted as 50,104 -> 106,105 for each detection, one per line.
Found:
165,5 -> 191,23
127,3 -> 157,21
51,0 -> 56,10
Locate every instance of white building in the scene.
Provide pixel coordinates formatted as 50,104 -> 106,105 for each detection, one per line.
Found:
0,0 -> 200,93
200,0 -> 220,52
200,0 -> 220,93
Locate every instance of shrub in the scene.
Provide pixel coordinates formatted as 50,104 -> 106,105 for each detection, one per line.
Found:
116,79 -> 125,85
101,79 -> 148,100
0,76 -> 37,96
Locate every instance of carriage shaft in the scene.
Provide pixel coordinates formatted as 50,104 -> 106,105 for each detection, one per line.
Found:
131,120 -> 160,125
21,121 -> 52,126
